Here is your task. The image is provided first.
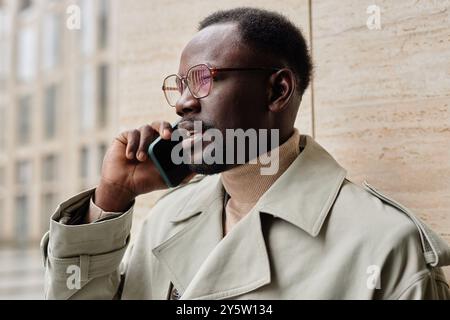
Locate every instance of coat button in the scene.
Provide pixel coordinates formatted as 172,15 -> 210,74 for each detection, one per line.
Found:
171,287 -> 181,300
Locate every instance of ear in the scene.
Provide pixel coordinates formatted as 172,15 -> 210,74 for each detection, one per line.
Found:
267,69 -> 296,113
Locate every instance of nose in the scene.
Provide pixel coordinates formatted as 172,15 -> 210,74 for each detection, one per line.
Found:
174,87 -> 201,117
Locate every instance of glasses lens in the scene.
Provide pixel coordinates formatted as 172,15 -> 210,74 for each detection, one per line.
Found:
163,75 -> 183,106
187,65 -> 212,98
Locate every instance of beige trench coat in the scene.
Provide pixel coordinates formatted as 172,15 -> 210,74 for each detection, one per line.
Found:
41,135 -> 450,299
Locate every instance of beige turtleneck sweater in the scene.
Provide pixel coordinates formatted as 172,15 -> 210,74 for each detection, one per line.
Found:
221,129 -> 301,236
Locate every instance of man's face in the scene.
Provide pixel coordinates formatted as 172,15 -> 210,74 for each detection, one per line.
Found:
175,23 -> 277,174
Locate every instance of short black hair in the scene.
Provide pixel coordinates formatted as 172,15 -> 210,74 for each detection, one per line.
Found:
199,7 -> 313,95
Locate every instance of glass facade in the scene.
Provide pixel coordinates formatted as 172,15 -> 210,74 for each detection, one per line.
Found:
80,146 -> 89,179
80,65 -> 95,132
42,154 -> 58,182
15,195 -> 29,246
0,0 -> 117,248
17,96 -> 32,145
16,25 -> 36,83
41,191 -> 56,233
0,0 -> 117,300
98,0 -> 109,49
80,0 -> 95,56
42,12 -> 61,71
16,160 -> 32,186
97,63 -> 108,127
44,84 -> 58,139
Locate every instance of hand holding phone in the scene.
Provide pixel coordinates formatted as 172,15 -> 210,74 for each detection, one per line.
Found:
148,121 -> 193,188
93,121 -> 189,214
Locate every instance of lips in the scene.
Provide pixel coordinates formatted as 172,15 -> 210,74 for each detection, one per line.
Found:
178,120 -> 204,149
178,120 -> 200,132
178,120 -> 205,137
185,129 -> 201,137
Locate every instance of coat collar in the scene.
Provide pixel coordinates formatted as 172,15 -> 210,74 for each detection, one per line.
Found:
256,135 -> 347,236
153,135 -> 347,299
170,135 -> 347,236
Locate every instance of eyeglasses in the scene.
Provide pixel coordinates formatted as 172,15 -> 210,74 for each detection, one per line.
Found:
162,63 -> 280,107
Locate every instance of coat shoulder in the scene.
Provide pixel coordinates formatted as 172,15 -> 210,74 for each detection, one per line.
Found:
334,180 -> 419,237
333,180 -> 417,238
333,179 -> 450,268
331,180 -> 450,297
330,180 -> 424,261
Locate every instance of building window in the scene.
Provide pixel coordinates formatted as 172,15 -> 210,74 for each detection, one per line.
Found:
18,0 -> 33,12
80,0 -> 94,56
80,146 -> 89,179
0,3 -> 10,89
16,160 -> 32,186
42,154 -> 58,182
80,65 -> 95,132
16,160 -> 32,185
97,63 -> 108,128
0,38 -> 8,89
16,25 -> 36,82
0,38 -> 7,89
41,192 -> 57,232
17,95 -> 32,145
98,0 -> 109,49
98,143 -> 107,174
15,195 -> 29,245
44,84 -> 58,139
42,12 -> 61,70
0,1 -> 10,35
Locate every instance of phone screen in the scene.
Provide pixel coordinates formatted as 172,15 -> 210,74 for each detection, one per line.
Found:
147,123 -> 192,188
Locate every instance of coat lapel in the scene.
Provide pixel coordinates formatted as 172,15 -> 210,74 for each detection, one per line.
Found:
152,175 -> 224,296
152,174 -> 271,299
180,209 -> 271,300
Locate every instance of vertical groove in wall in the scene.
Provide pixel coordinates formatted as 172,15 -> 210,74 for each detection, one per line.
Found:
308,0 -> 316,138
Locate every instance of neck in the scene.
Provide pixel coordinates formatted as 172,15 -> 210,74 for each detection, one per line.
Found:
221,128 -> 301,206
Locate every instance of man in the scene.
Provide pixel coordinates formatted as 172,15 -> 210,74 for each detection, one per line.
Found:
41,7 -> 450,299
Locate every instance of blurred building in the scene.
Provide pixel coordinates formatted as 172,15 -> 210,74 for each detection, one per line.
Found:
0,0 -> 118,246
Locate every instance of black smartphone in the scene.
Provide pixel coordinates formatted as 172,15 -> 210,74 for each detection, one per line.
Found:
147,122 -> 192,188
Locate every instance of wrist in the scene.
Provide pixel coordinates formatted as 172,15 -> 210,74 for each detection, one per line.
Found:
94,179 -> 136,213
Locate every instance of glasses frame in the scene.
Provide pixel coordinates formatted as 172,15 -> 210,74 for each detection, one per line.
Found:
162,63 -> 281,107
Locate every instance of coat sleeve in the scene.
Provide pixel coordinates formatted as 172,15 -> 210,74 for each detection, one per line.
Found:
40,188 -> 134,299
397,268 -> 450,300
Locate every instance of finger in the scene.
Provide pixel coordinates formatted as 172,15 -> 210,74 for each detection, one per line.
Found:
116,130 -> 128,145
150,121 -> 173,140
137,125 -> 156,161
160,121 -> 173,140
125,129 -> 140,160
